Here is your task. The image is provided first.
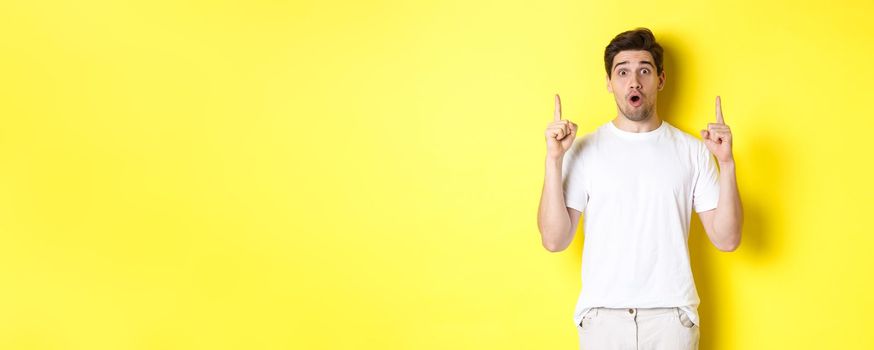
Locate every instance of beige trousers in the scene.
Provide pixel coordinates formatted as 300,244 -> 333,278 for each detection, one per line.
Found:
577,307 -> 699,350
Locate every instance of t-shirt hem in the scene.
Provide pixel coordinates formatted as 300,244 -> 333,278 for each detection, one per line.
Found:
565,201 -> 585,213
694,202 -> 718,213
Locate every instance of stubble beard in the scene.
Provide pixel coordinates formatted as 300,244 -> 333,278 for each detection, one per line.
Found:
619,102 -> 654,122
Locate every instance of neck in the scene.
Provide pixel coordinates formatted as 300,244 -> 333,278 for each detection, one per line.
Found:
612,113 -> 663,133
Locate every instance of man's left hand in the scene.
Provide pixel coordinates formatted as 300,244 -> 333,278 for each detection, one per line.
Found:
701,96 -> 734,163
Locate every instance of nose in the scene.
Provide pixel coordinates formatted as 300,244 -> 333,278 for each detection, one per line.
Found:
629,75 -> 641,90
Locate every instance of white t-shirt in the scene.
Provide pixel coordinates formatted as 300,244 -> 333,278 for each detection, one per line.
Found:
562,119 -> 720,328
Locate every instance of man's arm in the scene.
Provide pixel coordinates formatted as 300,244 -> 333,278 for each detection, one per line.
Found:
698,161 -> 743,251
698,96 -> 743,252
537,94 -> 581,252
537,155 -> 582,252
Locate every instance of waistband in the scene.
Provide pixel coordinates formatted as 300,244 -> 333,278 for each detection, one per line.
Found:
586,306 -> 681,319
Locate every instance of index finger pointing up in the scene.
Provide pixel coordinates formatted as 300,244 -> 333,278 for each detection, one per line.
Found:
554,93 -> 562,121
715,95 -> 724,124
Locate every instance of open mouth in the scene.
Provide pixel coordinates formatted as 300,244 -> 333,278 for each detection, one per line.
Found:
628,94 -> 643,107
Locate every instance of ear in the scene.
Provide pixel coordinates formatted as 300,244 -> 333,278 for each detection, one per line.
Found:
606,75 -> 613,93
657,71 -> 666,91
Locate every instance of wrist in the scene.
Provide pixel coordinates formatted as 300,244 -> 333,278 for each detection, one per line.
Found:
546,155 -> 563,167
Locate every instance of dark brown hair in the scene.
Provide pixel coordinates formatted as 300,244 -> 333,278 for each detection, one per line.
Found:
604,28 -> 664,78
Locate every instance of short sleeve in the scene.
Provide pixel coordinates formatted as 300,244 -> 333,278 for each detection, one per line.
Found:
693,143 -> 720,213
561,138 -> 589,213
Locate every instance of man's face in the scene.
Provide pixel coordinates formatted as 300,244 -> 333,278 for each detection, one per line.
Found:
606,50 -> 665,122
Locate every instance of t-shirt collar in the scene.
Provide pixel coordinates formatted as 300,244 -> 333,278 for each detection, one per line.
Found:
606,119 -> 668,140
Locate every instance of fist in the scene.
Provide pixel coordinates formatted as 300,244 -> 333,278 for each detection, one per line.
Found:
546,93 -> 578,159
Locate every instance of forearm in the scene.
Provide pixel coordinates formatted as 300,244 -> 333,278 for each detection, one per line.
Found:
713,161 -> 743,250
537,157 -> 572,251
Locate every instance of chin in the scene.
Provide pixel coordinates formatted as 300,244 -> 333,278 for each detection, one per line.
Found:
622,110 -> 650,122
621,104 -> 654,122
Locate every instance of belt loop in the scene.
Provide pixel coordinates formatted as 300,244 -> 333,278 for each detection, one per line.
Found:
594,307 -> 600,317
675,307 -> 681,318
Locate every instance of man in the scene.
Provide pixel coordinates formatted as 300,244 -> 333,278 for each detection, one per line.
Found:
536,28 -> 743,350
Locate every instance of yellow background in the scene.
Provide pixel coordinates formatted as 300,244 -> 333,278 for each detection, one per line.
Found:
1,0 -> 872,349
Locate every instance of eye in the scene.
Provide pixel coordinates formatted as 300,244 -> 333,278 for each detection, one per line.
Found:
641,68 -> 650,74
618,70 -> 627,76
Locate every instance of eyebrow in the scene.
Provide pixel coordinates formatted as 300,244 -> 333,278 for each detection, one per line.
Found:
613,60 -> 655,71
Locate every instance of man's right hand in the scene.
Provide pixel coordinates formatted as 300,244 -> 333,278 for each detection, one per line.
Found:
545,93 -> 578,159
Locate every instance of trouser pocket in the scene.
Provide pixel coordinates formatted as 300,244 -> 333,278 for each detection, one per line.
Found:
677,309 -> 696,328
579,308 -> 598,330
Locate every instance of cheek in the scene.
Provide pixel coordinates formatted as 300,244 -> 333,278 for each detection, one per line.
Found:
609,79 -> 624,90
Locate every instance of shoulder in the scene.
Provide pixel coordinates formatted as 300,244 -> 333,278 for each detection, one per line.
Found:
568,123 -> 608,156
562,123 -> 607,169
664,122 -> 708,153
